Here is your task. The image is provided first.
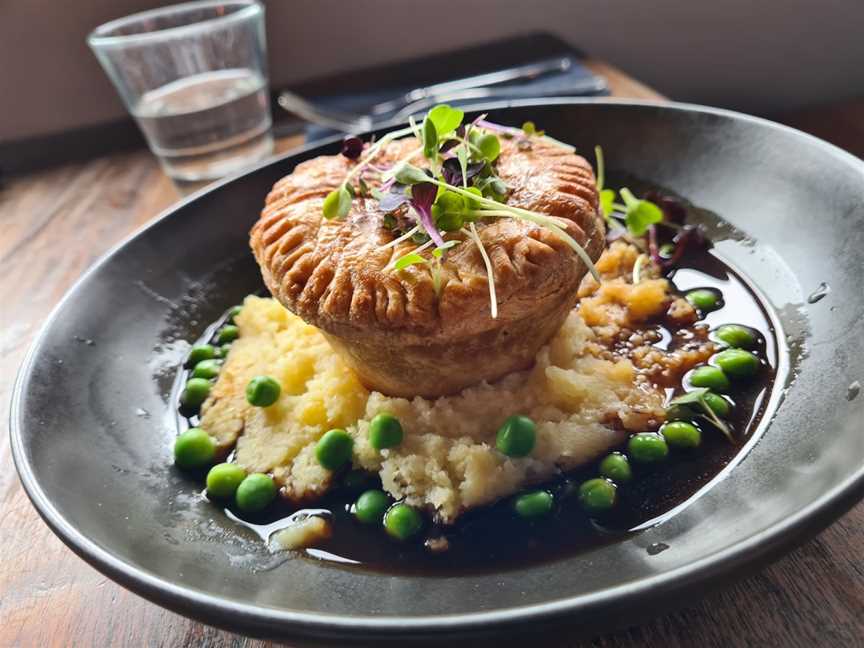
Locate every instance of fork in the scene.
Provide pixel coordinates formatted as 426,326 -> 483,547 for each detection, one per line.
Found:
276,57 -> 604,133
277,76 -> 606,133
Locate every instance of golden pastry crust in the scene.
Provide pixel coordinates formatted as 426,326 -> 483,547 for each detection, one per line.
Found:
250,136 -> 605,397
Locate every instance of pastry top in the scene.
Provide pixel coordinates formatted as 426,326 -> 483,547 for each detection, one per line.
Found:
250,136 -> 604,343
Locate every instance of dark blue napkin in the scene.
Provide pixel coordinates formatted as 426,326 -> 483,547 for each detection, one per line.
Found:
303,56 -> 607,142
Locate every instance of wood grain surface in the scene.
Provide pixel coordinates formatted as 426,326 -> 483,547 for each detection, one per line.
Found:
2,61 -> 863,647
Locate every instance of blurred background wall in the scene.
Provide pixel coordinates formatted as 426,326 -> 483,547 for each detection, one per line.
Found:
2,0 -> 863,143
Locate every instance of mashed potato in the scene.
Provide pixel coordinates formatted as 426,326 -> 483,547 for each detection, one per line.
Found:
200,242 -> 709,523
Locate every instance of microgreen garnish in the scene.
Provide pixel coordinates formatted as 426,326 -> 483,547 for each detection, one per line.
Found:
600,190 -> 617,221
649,223 -> 707,269
620,187 -> 664,236
408,115 -> 422,141
358,176 -> 372,198
390,239 -> 458,296
441,158 -> 484,187
456,143 -> 469,188
522,121 -> 546,137
380,225 -> 419,250
323,184 -> 352,220
477,119 -> 575,153
322,107 -> 607,317
593,145 -> 616,225
431,190 -> 469,232
393,163 -> 431,185
408,182 -> 446,248
378,183 -> 410,212
393,252 -> 426,270
323,124 -> 417,220
341,136 -> 363,160
667,389 -> 734,443
465,223 -> 498,319
594,146 -> 605,193
414,170 -> 601,283
427,104 -> 464,136
632,253 -> 648,284
473,132 -> 501,162
422,117 -> 438,160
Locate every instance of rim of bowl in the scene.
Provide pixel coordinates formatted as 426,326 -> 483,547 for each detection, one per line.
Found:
11,98 -> 864,639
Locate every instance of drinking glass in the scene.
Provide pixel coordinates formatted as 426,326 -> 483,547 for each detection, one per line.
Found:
88,1 -> 273,184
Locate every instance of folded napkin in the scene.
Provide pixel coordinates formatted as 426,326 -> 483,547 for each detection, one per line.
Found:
302,55 -> 607,141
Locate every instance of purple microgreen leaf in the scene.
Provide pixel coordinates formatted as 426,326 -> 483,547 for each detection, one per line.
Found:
441,158 -> 484,186
378,183 -> 411,213
439,138 -> 460,153
341,136 -> 363,160
409,182 -> 446,248
650,224 -> 708,270
645,190 -> 687,224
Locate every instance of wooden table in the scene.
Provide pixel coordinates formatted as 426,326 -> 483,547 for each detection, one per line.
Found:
2,61 -> 862,647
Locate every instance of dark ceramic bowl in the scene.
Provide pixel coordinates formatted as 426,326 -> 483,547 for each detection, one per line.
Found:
11,100 -> 864,644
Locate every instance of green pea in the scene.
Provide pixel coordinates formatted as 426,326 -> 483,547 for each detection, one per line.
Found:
660,421 -> 701,449
235,473 -> 277,513
703,392 -> 732,418
174,428 -> 216,469
354,489 -> 390,525
714,348 -> 760,379
192,358 -> 222,380
578,478 -> 617,513
180,377 -> 211,409
384,503 -> 423,540
689,365 -> 731,392
369,413 -> 404,450
628,432 -> 669,463
495,415 -> 536,458
715,324 -> 757,349
186,344 -> 215,367
206,463 -> 246,498
315,429 -> 354,471
685,288 -> 722,313
599,452 -> 632,483
217,325 -> 239,345
245,376 -> 281,407
513,490 -> 554,519
227,305 -> 243,322
214,344 -> 232,359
